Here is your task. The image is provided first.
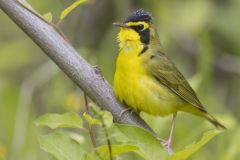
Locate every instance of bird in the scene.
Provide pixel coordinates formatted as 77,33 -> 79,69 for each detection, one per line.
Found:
113,9 -> 226,151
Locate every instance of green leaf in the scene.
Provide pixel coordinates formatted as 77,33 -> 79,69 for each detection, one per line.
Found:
35,112 -> 82,129
43,12 -> 53,22
68,132 -> 85,144
89,102 -> 104,116
102,111 -> 113,128
60,0 -> 88,20
96,144 -> 139,159
83,154 -> 97,160
83,112 -> 101,125
169,129 -> 223,160
89,103 -> 113,128
39,131 -> 85,160
111,124 -> 167,160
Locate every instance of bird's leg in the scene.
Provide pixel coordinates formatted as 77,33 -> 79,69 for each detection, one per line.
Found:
163,113 -> 177,153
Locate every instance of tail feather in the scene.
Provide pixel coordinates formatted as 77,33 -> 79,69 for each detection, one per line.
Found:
181,106 -> 226,129
204,113 -> 226,129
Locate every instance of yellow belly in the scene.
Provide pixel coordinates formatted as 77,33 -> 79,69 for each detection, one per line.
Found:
114,49 -> 183,116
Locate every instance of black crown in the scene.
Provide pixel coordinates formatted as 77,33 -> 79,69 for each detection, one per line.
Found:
124,9 -> 152,23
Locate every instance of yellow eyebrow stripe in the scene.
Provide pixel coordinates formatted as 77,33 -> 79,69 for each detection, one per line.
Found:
126,21 -> 149,29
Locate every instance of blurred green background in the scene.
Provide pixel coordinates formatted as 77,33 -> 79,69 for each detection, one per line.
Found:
0,0 -> 240,159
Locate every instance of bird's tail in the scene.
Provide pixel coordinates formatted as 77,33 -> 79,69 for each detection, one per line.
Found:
203,112 -> 226,129
181,106 -> 226,129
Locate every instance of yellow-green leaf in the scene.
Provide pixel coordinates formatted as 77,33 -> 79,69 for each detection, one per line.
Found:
89,102 -> 102,115
169,129 -> 223,160
83,112 -> 101,125
96,144 -> 139,159
60,0 -> 87,20
111,124 -> 167,160
102,111 -> 113,128
39,132 -> 85,160
89,103 -> 113,128
35,112 -> 82,129
43,12 -> 53,22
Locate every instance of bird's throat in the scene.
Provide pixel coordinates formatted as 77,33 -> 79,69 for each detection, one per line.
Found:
119,40 -> 144,54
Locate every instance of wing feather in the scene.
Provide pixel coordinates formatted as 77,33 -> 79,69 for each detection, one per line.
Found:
147,53 -> 206,112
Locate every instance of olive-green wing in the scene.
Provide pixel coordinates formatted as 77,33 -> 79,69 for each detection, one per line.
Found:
147,53 -> 206,112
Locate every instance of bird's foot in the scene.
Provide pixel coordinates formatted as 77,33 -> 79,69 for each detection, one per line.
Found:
120,108 -> 132,117
162,139 -> 174,154
120,107 -> 140,117
158,138 -> 167,144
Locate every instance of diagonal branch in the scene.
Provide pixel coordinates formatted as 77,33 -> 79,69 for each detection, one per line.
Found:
0,0 -> 172,154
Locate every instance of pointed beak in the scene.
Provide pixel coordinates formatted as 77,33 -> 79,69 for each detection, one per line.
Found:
112,22 -> 129,28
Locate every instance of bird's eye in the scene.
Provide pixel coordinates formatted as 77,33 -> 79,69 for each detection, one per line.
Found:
135,24 -> 144,31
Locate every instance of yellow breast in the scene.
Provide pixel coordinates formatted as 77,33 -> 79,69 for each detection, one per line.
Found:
113,45 -> 182,116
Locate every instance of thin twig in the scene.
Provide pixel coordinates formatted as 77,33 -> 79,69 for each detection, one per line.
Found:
83,93 -> 103,160
90,105 -> 113,160
84,93 -> 97,147
100,117 -> 113,160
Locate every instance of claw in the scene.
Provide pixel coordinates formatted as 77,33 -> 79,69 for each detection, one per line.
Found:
162,139 -> 174,154
163,140 -> 170,146
120,108 -> 132,117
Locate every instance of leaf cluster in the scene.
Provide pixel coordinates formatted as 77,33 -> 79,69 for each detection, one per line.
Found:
35,103 -> 222,160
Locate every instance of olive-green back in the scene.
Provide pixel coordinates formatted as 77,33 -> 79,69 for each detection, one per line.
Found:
146,51 -> 206,112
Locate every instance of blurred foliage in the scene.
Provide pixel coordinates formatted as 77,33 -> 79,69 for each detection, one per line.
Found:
34,105 -> 221,160
0,0 -> 240,160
